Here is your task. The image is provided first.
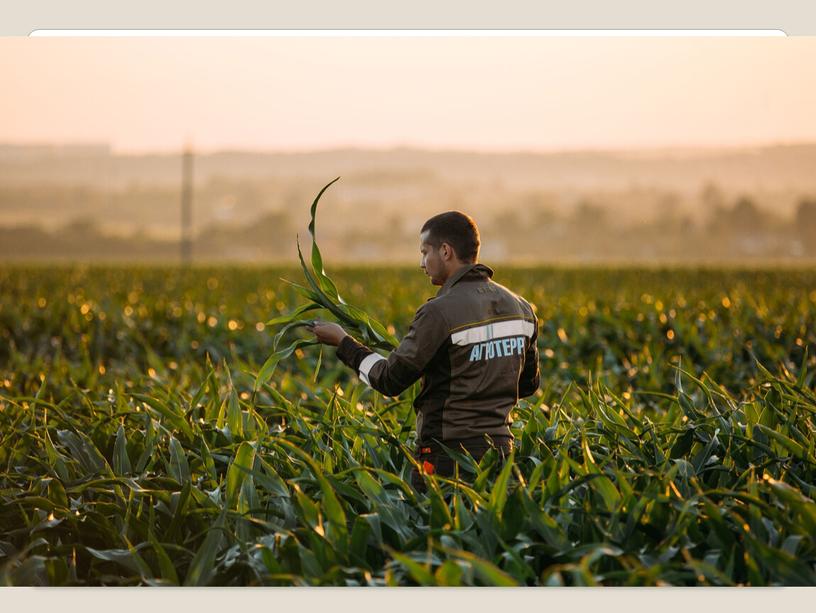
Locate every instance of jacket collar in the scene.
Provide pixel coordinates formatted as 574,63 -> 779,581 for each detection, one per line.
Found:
436,262 -> 494,296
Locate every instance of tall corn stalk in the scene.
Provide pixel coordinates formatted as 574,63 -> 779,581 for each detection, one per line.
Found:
254,178 -> 399,392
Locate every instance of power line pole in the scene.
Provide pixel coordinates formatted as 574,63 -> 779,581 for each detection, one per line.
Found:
180,144 -> 193,266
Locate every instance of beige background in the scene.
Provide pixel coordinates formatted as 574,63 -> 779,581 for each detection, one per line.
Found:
0,1 -> 813,35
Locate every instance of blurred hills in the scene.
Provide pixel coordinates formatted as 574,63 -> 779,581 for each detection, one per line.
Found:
3,142 -> 816,190
1,143 -> 815,263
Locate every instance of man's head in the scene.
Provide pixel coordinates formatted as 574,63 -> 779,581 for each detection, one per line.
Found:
420,211 -> 480,286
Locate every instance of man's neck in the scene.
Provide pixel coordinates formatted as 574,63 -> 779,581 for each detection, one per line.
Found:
439,261 -> 475,287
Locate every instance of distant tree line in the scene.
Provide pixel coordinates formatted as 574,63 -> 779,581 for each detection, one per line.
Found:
487,195 -> 816,262
1,193 -> 815,263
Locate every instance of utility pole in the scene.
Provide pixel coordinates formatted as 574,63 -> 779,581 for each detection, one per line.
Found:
180,144 -> 193,266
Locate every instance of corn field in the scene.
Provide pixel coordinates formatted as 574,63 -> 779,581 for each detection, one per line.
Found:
1,260 -> 815,586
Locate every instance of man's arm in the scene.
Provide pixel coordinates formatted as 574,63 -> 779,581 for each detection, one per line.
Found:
518,317 -> 540,398
311,303 -> 448,397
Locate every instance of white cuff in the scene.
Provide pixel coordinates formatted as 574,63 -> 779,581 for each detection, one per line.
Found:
358,353 -> 387,386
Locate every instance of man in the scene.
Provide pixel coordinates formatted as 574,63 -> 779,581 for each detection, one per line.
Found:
308,211 -> 539,490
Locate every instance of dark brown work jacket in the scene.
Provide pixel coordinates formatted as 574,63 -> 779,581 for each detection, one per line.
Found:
336,263 -> 540,447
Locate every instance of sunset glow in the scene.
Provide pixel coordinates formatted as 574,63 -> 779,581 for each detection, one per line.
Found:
2,36 -> 815,153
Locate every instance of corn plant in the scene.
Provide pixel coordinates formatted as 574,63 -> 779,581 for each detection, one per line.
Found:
254,177 -> 398,393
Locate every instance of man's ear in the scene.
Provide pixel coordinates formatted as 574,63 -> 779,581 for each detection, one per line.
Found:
440,242 -> 453,261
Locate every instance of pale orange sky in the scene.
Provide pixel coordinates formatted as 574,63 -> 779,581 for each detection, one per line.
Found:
1,36 -> 816,153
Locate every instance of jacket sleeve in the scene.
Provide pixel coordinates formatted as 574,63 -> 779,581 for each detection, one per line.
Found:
336,302 -> 448,397
518,314 -> 540,398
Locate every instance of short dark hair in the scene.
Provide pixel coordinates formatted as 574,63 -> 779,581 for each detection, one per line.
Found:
421,211 -> 480,263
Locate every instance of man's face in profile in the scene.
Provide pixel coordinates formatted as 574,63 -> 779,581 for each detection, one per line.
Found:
420,230 -> 445,286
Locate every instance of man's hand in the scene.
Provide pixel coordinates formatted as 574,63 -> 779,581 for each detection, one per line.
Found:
306,320 -> 349,347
